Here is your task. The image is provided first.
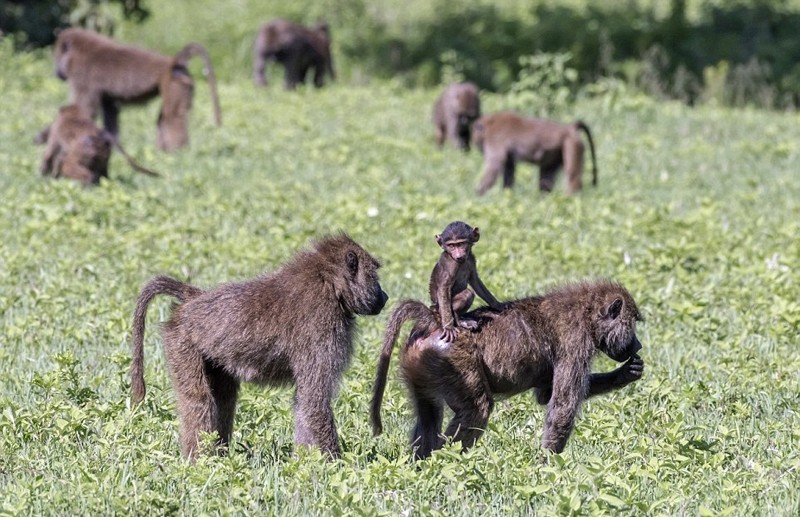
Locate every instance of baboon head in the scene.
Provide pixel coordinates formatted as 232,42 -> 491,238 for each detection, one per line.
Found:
53,30 -> 75,80
594,285 -> 643,362
314,21 -> 331,39
318,234 -> 388,316
156,69 -> 194,151
436,221 -> 479,264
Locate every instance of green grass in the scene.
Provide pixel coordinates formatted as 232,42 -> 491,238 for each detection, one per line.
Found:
1,18 -> 800,515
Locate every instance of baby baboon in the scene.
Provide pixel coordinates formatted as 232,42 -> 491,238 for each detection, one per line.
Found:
40,104 -> 159,185
430,221 -> 503,342
371,280 -> 644,459
472,111 -> 598,195
432,82 -> 481,151
52,28 -> 222,151
253,19 -> 335,89
131,234 -> 388,460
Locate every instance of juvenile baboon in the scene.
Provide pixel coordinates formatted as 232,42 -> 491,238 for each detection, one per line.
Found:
40,104 -> 159,185
432,82 -> 481,151
371,280 -> 644,459
131,234 -> 388,460
472,112 -> 598,195
430,221 -> 504,342
253,19 -> 335,89
52,28 -> 222,151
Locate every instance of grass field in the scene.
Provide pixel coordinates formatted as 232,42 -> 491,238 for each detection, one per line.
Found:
1,6 -> 800,514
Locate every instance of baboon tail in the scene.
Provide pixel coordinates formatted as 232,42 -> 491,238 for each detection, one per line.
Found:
103,132 -> 160,177
131,275 -> 201,404
371,299 -> 433,436
575,120 -> 597,186
174,43 -> 223,127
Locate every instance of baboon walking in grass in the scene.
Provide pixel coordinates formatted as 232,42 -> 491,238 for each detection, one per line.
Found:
131,234 -> 388,460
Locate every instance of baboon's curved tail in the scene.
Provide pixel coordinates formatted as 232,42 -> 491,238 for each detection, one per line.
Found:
103,132 -> 160,177
575,120 -> 597,186
130,275 -> 202,404
174,43 -> 222,127
371,299 -> 434,436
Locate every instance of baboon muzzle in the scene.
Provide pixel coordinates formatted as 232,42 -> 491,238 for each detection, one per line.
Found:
370,290 -> 389,315
630,336 -> 642,356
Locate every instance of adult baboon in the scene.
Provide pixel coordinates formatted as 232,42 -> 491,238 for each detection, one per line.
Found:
432,82 -> 481,151
52,28 -> 222,151
131,234 -> 388,460
371,281 -> 644,459
39,104 -> 159,185
253,19 -> 335,89
429,221 -> 503,342
472,112 -> 598,195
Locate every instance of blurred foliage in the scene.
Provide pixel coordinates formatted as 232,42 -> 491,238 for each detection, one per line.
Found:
0,0 -> 149,48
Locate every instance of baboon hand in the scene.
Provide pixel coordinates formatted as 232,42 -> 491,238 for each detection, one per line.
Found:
458,319 -> 479,331
617,355 -> 644,385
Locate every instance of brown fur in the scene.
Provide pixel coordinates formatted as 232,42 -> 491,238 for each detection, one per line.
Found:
52,28 -> 222,152
131,234 -> 388,460
39,105 -> 159,185
371,280 -> 644,459
430,221 -> 503,342
472,111 -> 598,195
253,19 -> 335,89
432,82 -> 481,151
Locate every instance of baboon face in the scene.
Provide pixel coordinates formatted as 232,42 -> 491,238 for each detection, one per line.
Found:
54,36 -> 72,80
436,221 -> 479,264
595,294 -> 643,362
334,243 -> 388,316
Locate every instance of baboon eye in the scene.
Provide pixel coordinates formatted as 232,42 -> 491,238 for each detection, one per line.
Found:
346,251 -> 358,276
606,298 -> 623,319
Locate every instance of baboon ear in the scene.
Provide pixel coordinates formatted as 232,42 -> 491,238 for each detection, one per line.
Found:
435,234 -> 443,246
472,227 -> 480,242
606,298 -> 623,319
346,251 -> 358,276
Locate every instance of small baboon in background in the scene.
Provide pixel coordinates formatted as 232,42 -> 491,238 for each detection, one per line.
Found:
52,28 -> 222,151
131,234 -> 388,460
371,280 -> 644,459
432,82 -> 481,151
39,105 -> 159,185
472,111 -> 598,195
253,19 -> 335,89
430,221 -> 504,342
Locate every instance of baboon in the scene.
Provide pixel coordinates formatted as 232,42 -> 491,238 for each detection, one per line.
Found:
472,112 -> 598,195
253,19 -> 335,89
39,104 -> 159,185
430,221 -> 504,342
432,82 -> 481,151
131,234 -> 388,460
371,280 -> 644,459
52,28 -> 222,151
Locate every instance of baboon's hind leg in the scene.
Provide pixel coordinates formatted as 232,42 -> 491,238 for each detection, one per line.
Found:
410,391 -> 445,460
206,361 -> 240,453
165,338 -> 216,460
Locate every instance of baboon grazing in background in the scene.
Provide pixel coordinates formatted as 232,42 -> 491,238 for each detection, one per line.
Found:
253,19 -> 335,89
371,281 -> 644,459
472,112 -> 598,195
432,82 -> 481,151
39,105 -> 159,185
52,28 -> 222,151
429,221 -> 504,342
131,234 -> 388,460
